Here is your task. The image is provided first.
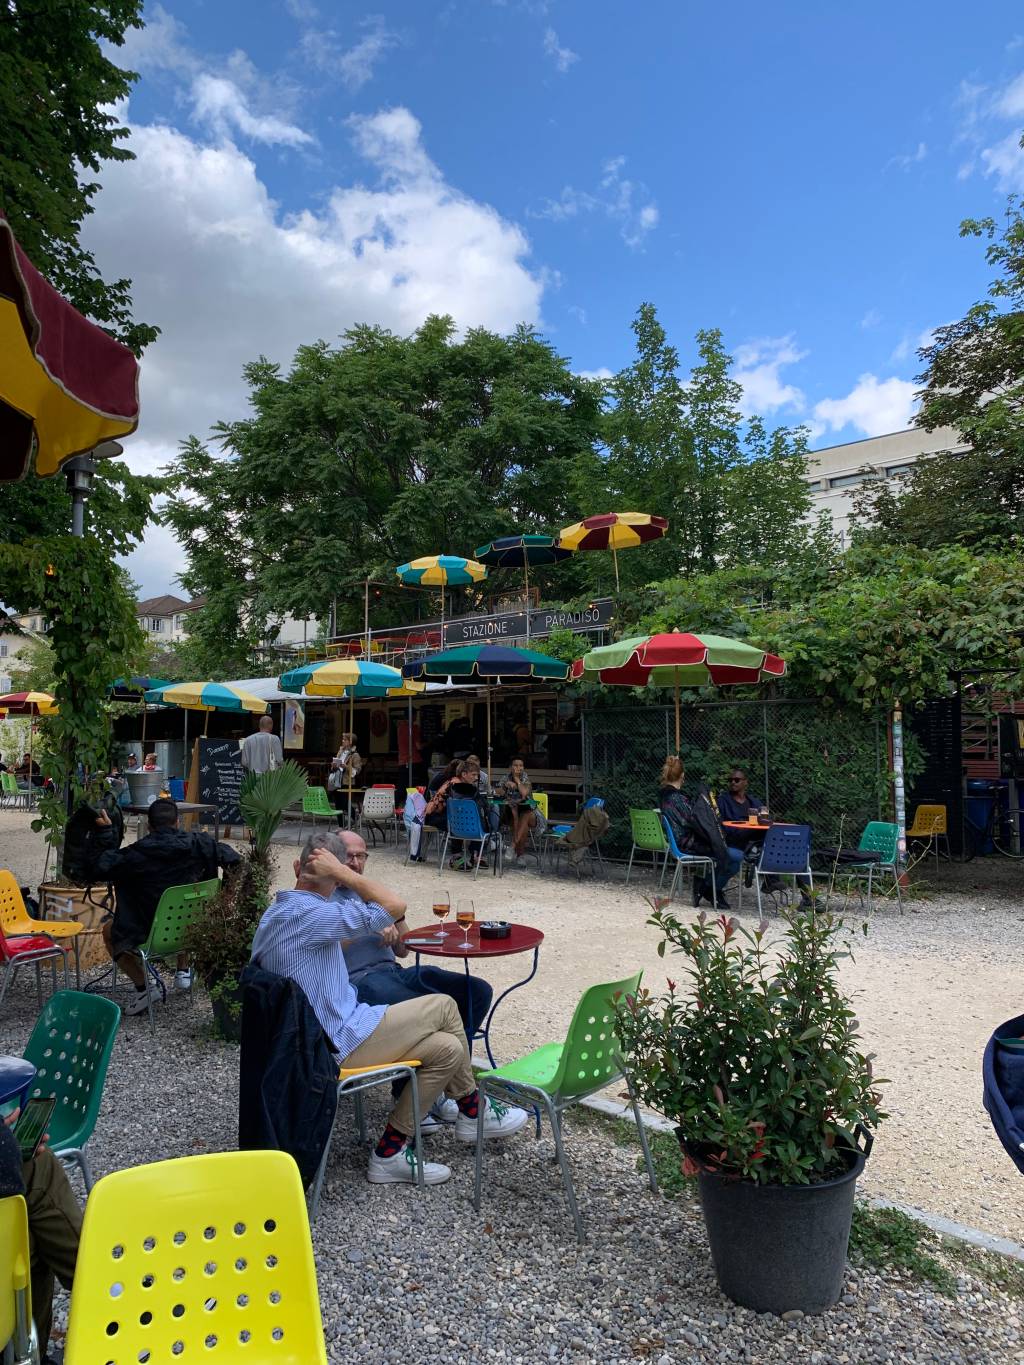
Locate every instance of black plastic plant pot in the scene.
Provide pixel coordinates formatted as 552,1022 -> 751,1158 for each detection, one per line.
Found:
696,1147 -> 865,1315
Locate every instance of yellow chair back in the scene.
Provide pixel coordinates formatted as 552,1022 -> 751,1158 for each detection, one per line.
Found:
0,1194 -> 31,1355
64,1150 -> 327,1364
532,791 -> 549,819
907,803 -> 947,837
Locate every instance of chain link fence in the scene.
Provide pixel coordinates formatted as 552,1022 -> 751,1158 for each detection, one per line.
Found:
582,699 -> 887,860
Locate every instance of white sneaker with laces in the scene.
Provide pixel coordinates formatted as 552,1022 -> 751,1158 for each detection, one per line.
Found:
455,1096 -> 529,1143
126,982 -> 162,1016
174,969 -> 193,991
367,1143 -> 451,1185
429,1093 -> 459,1125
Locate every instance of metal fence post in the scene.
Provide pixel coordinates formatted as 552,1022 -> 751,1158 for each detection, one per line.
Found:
582,706 -> 591,798
762,703 -> 770,808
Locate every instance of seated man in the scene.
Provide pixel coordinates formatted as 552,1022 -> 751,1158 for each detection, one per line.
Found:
1,1108 -> 82,1364
252,832 -> 527,1186
716,766 -> 765,852
337,831 -> 493,1122
90,798 -> 240,1014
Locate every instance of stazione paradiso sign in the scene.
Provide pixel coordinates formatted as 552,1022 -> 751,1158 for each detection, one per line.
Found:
442,599 -> 613,647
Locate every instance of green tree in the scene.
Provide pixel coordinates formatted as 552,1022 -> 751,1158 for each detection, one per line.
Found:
164,318 -> 605,672
0,0 -> 158,353
0,458 -> 165,557
852,198 -> 1024,552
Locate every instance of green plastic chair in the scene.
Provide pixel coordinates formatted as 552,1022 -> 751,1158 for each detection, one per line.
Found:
297,785 -> 336,843
848,821 -> 902,908
22,990 -> 121,1192
138,878 -> 220,1032
472,972 -> 658,1242
625,808 -> 669,885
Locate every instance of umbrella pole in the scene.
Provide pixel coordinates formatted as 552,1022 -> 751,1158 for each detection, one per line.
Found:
204,710 -> 210,737
674,678 -> 681,754
407,696 -> 413,790
612,544 -> 620,593
347,691 -> 355,830
141,701 -> 147,749
487,684 -> 492,784
184,710 -> 189,770
524,559 -> 530,641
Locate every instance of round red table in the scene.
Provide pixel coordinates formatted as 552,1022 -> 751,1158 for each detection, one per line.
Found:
401,922 -> 544,1067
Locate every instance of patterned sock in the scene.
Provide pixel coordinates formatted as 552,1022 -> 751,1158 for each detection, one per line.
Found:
374,1123 -> 407,1158
457,1090 -> 479,1119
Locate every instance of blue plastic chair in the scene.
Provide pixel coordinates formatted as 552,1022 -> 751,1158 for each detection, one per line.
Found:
749,824 -> 813,914
168,778 -> 186,801
660,814 -> 717,907
548,796 -> 607,876
440,797 -> 502,878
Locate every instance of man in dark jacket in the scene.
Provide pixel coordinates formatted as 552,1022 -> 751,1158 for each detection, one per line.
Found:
90,797 -> 240,1015
1,1109 -> 83,1362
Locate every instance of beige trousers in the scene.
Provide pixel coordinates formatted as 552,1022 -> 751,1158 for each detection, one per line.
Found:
343,994 -> 476,1136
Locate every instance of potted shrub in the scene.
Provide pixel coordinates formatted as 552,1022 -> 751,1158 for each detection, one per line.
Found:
187,761 -> 307,1040
615,905 -> 886,1315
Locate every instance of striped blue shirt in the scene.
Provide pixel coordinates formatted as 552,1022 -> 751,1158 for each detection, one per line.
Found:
250,887 -> 393,1061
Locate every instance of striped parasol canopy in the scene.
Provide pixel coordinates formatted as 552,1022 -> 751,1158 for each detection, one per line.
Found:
573,631 -> 786,749
474,534 -> 574,639
107,675 -> 172,700
143,681 -> 268,715
557,512 -> 668,591
0,690 -> 59,716
396,555 -> 488,587
277,659 -> 423,698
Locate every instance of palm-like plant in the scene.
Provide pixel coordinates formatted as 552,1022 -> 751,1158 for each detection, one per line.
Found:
239,761 -> 308,857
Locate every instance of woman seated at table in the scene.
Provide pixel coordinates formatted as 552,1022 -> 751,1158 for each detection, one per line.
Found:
496,757 -> 537,859
716,766 -> 764,851
658,756 -> 742,909
328,732 -> 363,824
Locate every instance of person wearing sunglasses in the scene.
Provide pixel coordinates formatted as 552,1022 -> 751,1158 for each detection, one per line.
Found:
716,767 -> 764,849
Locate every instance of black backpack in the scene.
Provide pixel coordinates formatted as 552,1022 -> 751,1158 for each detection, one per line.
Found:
62,791 -> 124,885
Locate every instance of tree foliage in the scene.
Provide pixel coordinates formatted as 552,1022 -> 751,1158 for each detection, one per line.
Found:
0,0 -> 157,352
0,457 -> 165,558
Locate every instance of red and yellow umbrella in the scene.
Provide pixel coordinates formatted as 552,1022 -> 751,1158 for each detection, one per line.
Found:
572,632 -> 786,750
0,690 -> 59,787
0,215 -> 139,481
558,512 -> 668,591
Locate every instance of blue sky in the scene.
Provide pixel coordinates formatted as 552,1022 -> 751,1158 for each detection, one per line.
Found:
86,0 -> 1024,594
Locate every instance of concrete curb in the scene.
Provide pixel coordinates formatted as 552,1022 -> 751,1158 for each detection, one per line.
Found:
580,1096 -> 1024,1265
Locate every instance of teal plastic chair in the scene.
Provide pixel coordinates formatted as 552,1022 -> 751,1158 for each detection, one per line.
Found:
849,820 -> 902,908
139,878 -> 221,1032
625,809 -> 669,885
472,973 -> 658,1242
297,786 -> 336,843
22,990 -> 121,1192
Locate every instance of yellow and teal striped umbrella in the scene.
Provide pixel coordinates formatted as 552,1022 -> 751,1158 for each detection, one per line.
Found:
143,681 -> 268,715
395,554 -> 487,625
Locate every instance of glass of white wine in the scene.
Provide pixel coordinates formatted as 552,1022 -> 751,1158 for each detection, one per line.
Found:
431,891 -> 451,938
456,899 -> 475,950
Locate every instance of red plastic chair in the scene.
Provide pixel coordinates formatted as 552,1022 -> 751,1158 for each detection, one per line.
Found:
0,928 -> 70,1010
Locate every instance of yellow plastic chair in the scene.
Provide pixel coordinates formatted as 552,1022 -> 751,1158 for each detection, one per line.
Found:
906,803 -> 950,866
0,868 -> 84,988
63,1150 -> 327,1364
307,1060 -> 424,1219
0,1193 -> 39,1365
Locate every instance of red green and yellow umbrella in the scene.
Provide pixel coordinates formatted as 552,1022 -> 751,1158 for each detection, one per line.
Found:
572,631 -> 786,750
557,512 -> 668,591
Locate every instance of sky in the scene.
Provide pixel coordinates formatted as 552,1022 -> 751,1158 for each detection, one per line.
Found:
80,0 -> 1024,597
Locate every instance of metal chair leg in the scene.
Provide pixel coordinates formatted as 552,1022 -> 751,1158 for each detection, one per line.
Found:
624,1068 -> 658,1194
625,844 -> 636,884
353,1091 -> 367,1144
548,1098 -> 585,1243
472,1078 -> 488,1213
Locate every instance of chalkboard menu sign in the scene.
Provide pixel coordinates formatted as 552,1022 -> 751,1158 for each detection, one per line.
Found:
196,737 -> 244,827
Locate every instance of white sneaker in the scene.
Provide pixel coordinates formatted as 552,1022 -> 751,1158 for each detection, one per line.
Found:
367,1143 -> 451,1185
174,969 -> 193,990
455,1096 -> 529,1143
126,982 -> 162,1016
429,1093 -> 459,1125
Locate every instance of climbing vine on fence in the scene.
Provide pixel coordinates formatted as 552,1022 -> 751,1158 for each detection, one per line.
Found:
0,534 -> 145,850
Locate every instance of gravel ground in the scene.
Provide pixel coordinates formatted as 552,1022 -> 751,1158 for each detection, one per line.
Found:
3,810 -> 1024,1359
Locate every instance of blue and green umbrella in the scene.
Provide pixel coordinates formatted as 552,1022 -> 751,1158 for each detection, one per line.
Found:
474,534 -> 574,638
108,674 -> 173,747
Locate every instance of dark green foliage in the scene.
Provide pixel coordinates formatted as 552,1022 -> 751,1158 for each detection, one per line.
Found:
615,908 -> 887,1186
0,0 -> 157,352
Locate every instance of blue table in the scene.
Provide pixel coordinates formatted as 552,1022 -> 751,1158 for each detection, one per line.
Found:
0,1055 -> 36,1113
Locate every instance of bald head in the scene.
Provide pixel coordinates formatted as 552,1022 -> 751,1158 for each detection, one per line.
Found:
259,716 -> 274,732
338,830 -> 368,869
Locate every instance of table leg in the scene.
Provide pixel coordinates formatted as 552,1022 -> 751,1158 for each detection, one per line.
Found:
411,947 -> 541,1070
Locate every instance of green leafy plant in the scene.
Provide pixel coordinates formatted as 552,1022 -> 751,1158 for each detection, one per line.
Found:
186,762 -> 307,1031
615,905 -> 887,1185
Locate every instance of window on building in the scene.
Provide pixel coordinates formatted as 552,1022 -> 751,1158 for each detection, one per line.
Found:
149,618 -> 164,632
175,616 -> 186,631
0,643 -> 7,656
828,473 -> 865,489
885,463 -> 914,478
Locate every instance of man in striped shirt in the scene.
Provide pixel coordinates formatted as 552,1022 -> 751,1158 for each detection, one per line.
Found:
251,832 -> 527,1185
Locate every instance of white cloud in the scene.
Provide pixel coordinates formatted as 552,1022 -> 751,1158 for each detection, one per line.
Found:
190,73 -> 313,147
733,336 -> 806,416
884,141 -> 927,172
860,308 -> 882,330
575,366 -> 613,382
996,72 -> 1024,116
84,103 -> 545,594
543,27 -> 579,74
288,6 -> 399,92
813,375 -> 918,438
531,156 -> 659,249
981,129 -> 1024,191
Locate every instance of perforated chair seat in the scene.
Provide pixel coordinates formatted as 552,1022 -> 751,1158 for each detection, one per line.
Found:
63,1150 -> 327,1364
473,973 -> 658,1242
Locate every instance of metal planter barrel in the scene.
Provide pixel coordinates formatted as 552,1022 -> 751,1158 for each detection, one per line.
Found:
690,1138 -> 868,1315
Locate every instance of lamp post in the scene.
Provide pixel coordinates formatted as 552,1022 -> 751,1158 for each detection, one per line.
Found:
64,440 -> 121,537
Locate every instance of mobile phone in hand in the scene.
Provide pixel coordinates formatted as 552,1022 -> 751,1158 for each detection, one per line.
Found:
13,1096 -> 55,1161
